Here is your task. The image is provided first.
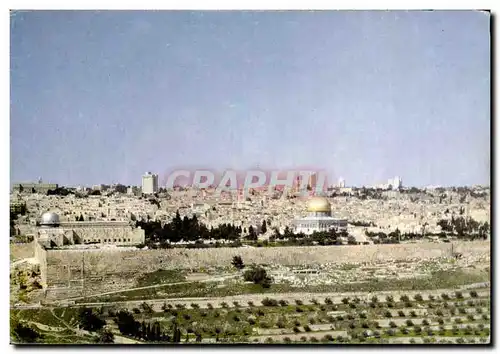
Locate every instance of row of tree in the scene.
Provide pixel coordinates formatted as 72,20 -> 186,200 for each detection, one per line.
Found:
437,216 -> 489,239
137,212 -> 243,246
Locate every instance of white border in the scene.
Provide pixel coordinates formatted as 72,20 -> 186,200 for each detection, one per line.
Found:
3,1 -> 497,354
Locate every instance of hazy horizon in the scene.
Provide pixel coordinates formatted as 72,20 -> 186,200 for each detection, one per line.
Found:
10,10 -> 491,188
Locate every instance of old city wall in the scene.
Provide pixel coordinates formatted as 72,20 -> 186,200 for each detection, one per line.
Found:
42,241 -> 490,300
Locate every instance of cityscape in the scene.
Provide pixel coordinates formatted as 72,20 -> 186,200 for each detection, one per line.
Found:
10,10 -> 490,346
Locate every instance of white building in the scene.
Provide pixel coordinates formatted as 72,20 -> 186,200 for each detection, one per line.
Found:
292,197 -> 348,235
142,172 -> 158,195
338,177 -> 345,188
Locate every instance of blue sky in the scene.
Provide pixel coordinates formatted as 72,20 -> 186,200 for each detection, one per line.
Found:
10,10 -> 490,187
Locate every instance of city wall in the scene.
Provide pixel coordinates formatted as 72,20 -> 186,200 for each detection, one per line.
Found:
41,241 -> 490,300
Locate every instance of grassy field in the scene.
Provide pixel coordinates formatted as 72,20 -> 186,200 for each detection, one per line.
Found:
135,269 -> 187,287
76,268 -> 489,304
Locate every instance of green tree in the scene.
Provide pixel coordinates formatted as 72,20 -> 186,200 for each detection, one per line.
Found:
94,329 -> 114,343
231,255 -> 245,270
243,265 -> 273,288
261,220 -> 267,234
11,320 -> 41,343
78,308 -> 105,332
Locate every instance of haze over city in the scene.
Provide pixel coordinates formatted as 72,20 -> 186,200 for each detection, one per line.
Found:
10,10 -> 490,187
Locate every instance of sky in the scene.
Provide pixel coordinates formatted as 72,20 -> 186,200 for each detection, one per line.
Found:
10,10 -> 490,188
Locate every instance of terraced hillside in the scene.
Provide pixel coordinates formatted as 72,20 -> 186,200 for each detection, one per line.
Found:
11,287 -> 490,344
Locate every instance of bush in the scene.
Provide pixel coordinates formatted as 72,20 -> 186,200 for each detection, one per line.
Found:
311,298 -> 319,305
265,337 -> 273,343
304,325 -> 311,332
441,293 -> 450,300
463,325 -> 473,335
454,318 -> 462,324
438,326 -> 446,335
409,311 -> 417,318
384,311 -> 392,318
300,336 -> 307,342
413,326 -> 422,334
359,312 -> 367,319
243,266 -> 273,288
426,327 -> 434,336
310,337 -> 319,343
309,318 -> 316,324
232,301 -> 239,307
476,307 -> 483,314
405,319 -> 414,327
278,300 -> 288,307
361,322 -> 369,329
319,305 -> 326,312
435,310 -> 443,317
455,291 -> 464,299
409,339 -> 416,344
482,314 -> 489,321
293,326 -> 301,333
349,322 -> 357,329
458,308 -> 467,315
336,315 -> 344,321
183,313 -> 191,320
400,295 -> 410,302
467,300 -> 475,307
470,290 -> 478,298
247,317 -> 256,325
207,303 -> 213,309
385,295 -> 394,303
341,297 -> 349,304
437,318 -> 444,325
276,319 -> 285,328
220,302 -> 229,308
256,309 -> 265,316
404,302 -> 413,308
374,321 -> 381,329
295,300 -> 304,306
324,297 -> 333,305
295,307 -> 304,313
349,303 -> 357,309
190,303 -> 200,309
323,334 -> 334,342
389,321 -> 397,328
261,298 -> 278,307
414,294 -> 423,302
400,327 -> 409,335
398,310 -> 405,317
371,295 -> 378,303
386,329 -> 396,336
422,319 -> 430,326
247,301 -> 254,307
428,294 -> 435,301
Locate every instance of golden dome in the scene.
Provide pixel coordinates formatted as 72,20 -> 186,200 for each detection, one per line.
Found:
306,197 -> 331,212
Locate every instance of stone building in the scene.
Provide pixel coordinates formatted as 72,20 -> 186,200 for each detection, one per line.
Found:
36,212 -> 145,248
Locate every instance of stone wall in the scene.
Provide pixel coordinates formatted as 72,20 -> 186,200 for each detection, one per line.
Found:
40,241 -> 490,300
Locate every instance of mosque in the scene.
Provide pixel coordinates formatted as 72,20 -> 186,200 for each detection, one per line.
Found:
293,197 -> 348,235
36,211 -> 145,248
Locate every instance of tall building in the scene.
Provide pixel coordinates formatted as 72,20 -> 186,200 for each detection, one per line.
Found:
142,172 -> 158,194
338,177 -> 345,188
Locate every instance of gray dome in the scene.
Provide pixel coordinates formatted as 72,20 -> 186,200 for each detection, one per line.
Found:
40,212 -> 60,226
